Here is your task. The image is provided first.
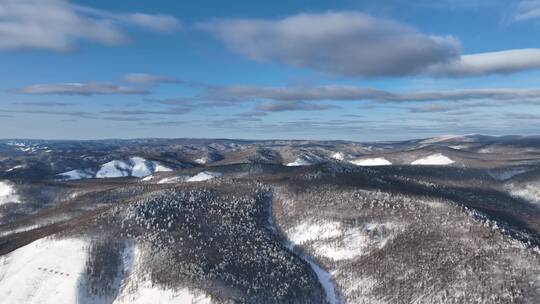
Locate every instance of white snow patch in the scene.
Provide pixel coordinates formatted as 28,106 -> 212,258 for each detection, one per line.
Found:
350,157 -> 392,166
194,158 -> 207,165
141,175 -> 155,182
506,182 -> 540,205
285,158 -> 313,167
186,171 -> 221,182
288,221 -> 397,261
331,152 -> 345,161
411,153 -> 454,165
0,180 -> 20,206
315,227 -> 368,261
153,163 -> 172,173
0,237 -> 89,304
157,176 -> 185,184
288,221 -> 342,245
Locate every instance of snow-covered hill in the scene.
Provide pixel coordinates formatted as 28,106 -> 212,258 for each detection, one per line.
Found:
350,157 -> 392,166
411,153 -> 454,165
58,157 -> 172,180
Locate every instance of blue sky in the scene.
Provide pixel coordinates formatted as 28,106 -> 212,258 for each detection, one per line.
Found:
1,0 -> 540,141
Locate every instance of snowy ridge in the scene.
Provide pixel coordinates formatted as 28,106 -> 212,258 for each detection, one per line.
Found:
350,157 -> 392,166
411,153 -> 454,165
57,157 -> 172,180
419,135 -> 463,144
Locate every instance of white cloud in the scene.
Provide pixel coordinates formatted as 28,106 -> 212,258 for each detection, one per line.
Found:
16,82 -> 149,95
514,1 -> 540,21
427,49 -> 540,76
0,0 -> 181,51
201,11 -> 540,78
199,12 -> 461,77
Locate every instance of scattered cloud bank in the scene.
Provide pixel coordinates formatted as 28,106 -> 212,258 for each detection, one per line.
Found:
256,100 -> 340,112
15,82 -> 149,95
0,0 -> 181,51
201,11 -> 540,77
197,85 -> 540,104
123,73 -> 180,85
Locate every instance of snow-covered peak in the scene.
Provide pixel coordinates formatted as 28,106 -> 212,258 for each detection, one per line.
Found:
411,153 -> 454,165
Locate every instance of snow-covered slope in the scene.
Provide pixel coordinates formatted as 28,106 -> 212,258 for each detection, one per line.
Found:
114,245 -> 212,304
0,238 -> 89,304
0,180 -> 20,206
58,157 -> 172,180
350,157 -> 392,166
157,176 -> 186,184
285,154 -> 324,167
506,181 -> 540,205
287,220 -> 395,261
411,153 -> 454,165
186,171 -> 221,182
285,158 -> 313,167
0,238 -> 213,304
